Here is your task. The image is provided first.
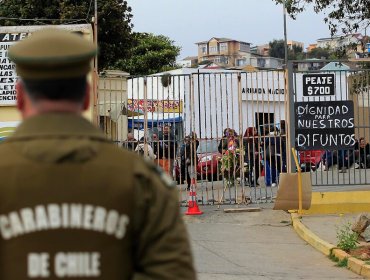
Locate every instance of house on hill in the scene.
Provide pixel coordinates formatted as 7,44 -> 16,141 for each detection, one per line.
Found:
195,37 -> 251,67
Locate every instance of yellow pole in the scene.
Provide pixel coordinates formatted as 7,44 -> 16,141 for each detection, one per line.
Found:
291,148 -> 302,215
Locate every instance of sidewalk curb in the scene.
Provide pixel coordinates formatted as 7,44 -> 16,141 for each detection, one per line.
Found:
291,213 -> 370,278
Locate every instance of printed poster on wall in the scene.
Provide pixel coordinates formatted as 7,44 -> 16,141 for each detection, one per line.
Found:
0,32 -> 29,106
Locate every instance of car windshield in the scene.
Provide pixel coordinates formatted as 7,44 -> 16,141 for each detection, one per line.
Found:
197,139 -> 219,153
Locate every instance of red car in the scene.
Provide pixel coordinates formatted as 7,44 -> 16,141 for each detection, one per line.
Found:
196,139 -> 221,181
299,150 -> 325,171
174,139 -> 221,183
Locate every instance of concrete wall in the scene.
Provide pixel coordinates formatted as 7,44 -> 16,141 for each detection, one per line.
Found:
98,70 -> 129,142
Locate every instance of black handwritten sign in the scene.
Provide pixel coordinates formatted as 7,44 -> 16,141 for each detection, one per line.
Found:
295,101 -> 355,150
303,73 -> 335,96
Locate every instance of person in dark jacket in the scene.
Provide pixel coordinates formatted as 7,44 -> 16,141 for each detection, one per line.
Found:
160,125 -> 177,178
322,150 -> 338,171
243,127 -> 260,186
355,137 -> 370,168
151,132 -> 163,159
2,28 -> 196,280
264,130 -> 285,186
218,128 -> 239,153
338,149 -> 354,173
123,132 -> 138,151
185,133 -> 199,190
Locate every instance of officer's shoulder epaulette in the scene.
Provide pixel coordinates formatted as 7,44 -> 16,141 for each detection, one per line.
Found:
147,161 -> 176,189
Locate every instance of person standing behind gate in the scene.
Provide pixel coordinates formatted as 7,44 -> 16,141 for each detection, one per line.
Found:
354,137 -> 370,169
161,125 -> 177,177
338,149 -> 354,173
264,129 -> 284,187
123,132 -> 138,151
151,132 -> 163,160
135,137 -> 156,160
182,133 -> 199,190
218,128 -> 239,153
243,127 -> 260,186
1,28 -> 195,280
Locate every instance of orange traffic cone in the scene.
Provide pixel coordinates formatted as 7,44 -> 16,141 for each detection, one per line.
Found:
185,177 -> 203,215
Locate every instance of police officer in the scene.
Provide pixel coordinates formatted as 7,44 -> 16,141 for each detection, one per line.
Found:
0,28 -> 196,279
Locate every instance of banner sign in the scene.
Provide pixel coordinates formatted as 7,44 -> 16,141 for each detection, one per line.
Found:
128,99 -> 183,113
0,33 -> 29,105
295,101 -> 355,150
302,73 -> 335,96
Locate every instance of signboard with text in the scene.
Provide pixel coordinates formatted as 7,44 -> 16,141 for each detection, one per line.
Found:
128,99 -> 183,113
0,33 -> 29,105
302,73 -> 335,96
0,25 -> 93,108
295,100 -> 355,150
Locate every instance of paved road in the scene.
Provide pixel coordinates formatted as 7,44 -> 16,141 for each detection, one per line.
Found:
183,205 -> 363,280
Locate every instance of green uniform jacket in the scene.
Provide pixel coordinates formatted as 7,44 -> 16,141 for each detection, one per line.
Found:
0,114 -> 196,280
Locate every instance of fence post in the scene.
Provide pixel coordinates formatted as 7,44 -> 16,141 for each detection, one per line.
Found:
286,61 -> 296,173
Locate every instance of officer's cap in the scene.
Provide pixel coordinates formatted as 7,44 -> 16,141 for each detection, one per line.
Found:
8,28 -> 97,80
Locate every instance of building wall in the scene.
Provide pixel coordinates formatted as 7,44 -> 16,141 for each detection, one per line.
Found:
208,38 -> 219,55
177,59 -> 198,68
317,39 -> 337,49
317,35 -> 362,51
98,71 -> 129,142
177,60 -> 192,67
197,38 -> 251,67
198,43 -> 207,58
307,44 -> 317,52
287,40 -> 304,50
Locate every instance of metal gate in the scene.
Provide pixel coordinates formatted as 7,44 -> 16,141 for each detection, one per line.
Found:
289,61 -> 370,189
97,69 -> 291,205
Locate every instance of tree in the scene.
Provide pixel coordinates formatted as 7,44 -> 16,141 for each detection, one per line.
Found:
290,44 -> 304,59
307,47 -> 331,59
306,46 -> 349,59
115,33 -> 181,76
275,0 -> 370,36
269,39 -> 286,59
268,39 -> 304,59
0,0 -> 134,71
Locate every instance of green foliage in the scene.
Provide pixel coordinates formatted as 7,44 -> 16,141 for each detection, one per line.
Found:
307,46 -> 350,59
269,39 -> 286,59
268,39 -> 305,60
329,251 -> 348,267
115,32 -> 181,76
349,71 -> 370,95
336,222 -> 359,252
329,253 -> 339,263
307,47 -> 332,59
274,0 -> 370,36
336,258 -> 348,267
0,0 -> 134,71
219,149 -> 246,185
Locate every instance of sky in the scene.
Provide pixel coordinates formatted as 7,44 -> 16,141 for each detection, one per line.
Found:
128,0 -> 333,59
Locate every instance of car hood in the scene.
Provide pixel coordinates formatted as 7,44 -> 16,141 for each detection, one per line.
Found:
198,151 -> 220,158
